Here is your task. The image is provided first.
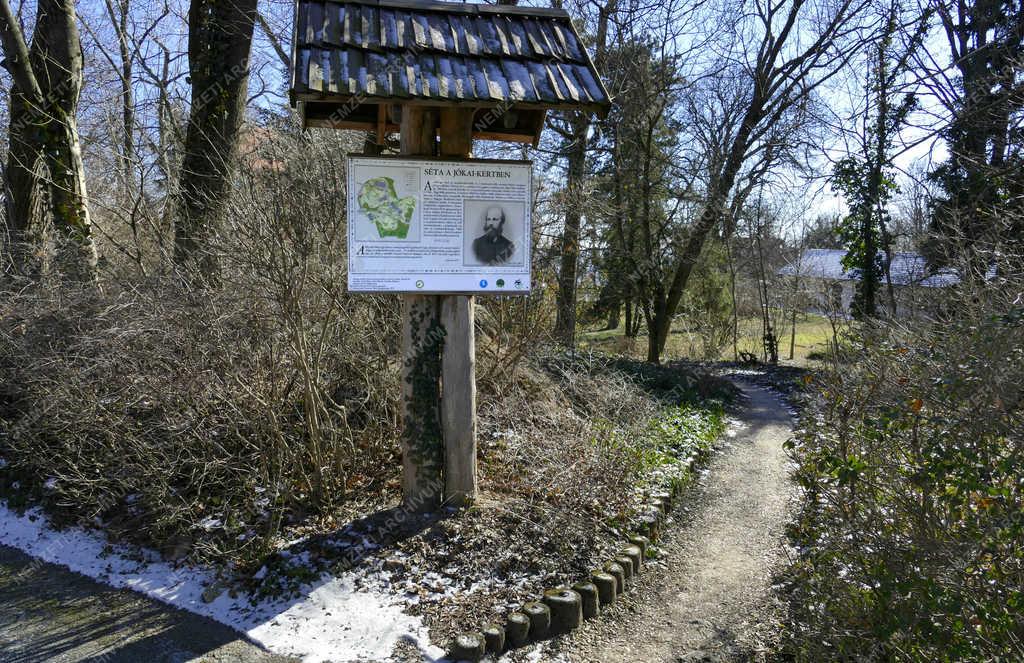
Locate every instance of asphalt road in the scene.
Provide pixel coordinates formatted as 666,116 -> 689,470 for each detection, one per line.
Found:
0,544 -> 294,663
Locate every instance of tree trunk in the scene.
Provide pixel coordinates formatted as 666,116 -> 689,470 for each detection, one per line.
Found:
554,114 -> 589,347
605,302 -> 620,331
646,104 -> 762,363
0,0 -> 97,281
174,0 -> 258,279
46,109 -> 97,281
4,88 -> 46,276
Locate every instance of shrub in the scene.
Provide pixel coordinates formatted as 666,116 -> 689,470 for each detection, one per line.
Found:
780,280 -> 1024,661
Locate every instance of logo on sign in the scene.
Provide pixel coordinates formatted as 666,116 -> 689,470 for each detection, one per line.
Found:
496,279 -> 505,287
514,279 -> 523,288
479,279 -> 488,288
415,280 -> 424,289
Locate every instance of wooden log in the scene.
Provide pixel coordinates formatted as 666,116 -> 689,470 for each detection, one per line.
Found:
614,555 -> 634,585
604,561 -> 626,594
505,612 -> 530,648
543,587 -> 583,633
482,623 -> 505,653
449,632 -> 485,662
639,513 -> 660,540
438,107 -> 479,507
522,601 -> 551,640
591,571 -> 617,606
399,105 -> 442,512
628,535 -> 650,558
620,544 -> 643,575
572,581 -> 600,619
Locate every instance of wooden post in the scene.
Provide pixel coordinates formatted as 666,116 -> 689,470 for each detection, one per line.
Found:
399,106 -> 443,512
438,108 -> 478,506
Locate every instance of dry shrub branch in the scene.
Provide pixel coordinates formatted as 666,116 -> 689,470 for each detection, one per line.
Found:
0,127 -> 732,581
781,265 -> 1024,661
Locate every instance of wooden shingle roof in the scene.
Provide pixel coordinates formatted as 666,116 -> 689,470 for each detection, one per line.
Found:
290,0 -> 611,143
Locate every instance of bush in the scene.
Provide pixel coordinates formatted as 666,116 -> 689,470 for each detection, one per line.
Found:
0,279 -> 401,564
780,280 -> 1024,661
0,281 -> 728,573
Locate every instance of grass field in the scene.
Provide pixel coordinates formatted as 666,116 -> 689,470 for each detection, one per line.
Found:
579,313 -> 840,365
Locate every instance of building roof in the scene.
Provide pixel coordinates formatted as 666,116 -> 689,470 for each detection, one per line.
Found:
290,0 -> 611,143
777,249 -> 961,288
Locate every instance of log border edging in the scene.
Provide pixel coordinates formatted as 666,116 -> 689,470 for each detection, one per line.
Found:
446,444 -> 714,662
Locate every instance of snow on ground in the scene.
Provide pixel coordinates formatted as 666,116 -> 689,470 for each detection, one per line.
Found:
0,502 -> 445,662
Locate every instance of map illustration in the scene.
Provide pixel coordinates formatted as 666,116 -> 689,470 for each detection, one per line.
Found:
357,176 -> 416,239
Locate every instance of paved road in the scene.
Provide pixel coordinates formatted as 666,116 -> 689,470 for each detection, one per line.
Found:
0,545 -> 293,663
565,382 -> 796,663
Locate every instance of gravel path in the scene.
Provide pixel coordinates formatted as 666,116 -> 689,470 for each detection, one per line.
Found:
563,382 -> 795,663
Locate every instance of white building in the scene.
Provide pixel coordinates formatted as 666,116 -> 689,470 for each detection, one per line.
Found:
778,249 -> 960,318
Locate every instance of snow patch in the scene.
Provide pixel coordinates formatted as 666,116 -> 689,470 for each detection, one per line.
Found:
0,502 -> 443,662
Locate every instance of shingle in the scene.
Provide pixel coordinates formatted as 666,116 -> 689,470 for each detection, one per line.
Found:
427,13 -> 449,51
500,59 -> 535,101
521,19 -> 549,57
525,60 -> 556,102
325,4 -> 343,44
504,17 -> 529,57
365,6 -> 380,49
308,49 -> 324,91
571,64 -> 603,103
537,21 -> 566,59
292,0 -> 610,110
328,50 -> 342,92
491,16 -> 512,56
367,52 -> 389,95
474,16 -> 501,56
380,9 -> 397,48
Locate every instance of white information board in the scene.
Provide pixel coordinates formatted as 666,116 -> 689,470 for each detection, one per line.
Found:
346,156 -> 532,294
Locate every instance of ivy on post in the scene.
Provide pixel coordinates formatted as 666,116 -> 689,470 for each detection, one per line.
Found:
399,106 -> 444,511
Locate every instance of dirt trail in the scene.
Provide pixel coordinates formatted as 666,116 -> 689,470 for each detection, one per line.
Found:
564,382 -> 795,663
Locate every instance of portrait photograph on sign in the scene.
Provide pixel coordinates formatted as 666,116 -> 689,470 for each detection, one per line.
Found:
347,156 -> 532,294
462,200 -> 526,267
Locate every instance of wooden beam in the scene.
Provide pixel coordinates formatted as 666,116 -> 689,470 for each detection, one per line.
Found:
376,103 -> 387,146
399,104 -> 443,513
401,106 -> 437,156
440,295 -> 477,505
439,107 -> 474,157
438,107 -> 477,507
292,91 -> 610,115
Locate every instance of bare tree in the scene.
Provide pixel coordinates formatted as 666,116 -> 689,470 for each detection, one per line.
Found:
551,0 -> 617,348
641,0 -> 871,362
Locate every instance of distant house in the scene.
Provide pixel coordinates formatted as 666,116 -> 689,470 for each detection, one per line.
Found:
777,248 -> 960,318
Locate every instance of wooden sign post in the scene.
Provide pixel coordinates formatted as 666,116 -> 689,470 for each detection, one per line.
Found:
289,0 -> 610,513
437,109 -> 478,507
397,107 -> 444,511
397,107 -> 477,511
